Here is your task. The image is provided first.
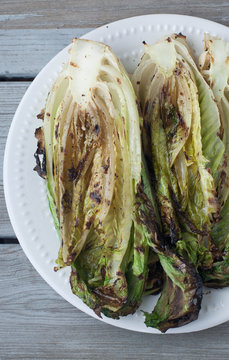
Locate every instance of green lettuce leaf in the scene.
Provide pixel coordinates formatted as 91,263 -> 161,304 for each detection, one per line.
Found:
132,34 -> 219,238
199,34 -> 229,207
135,175 -> 203,333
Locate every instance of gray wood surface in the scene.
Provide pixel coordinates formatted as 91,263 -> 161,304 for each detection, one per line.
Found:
1,244 -> 229,360
0,82 -> 29,238
1,0 -> 229,29
1,1 -> 229,359
0,29 -> 91,78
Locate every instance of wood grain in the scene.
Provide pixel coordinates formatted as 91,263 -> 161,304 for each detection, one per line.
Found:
1,3 -> 229,358
1,0 -> 229,29
0,82 -> 30,238
0,244 -> 229,360
0,29 -> 91,78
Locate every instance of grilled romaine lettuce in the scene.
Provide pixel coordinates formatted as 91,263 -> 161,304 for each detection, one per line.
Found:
136,175 -> 202,333
199,35 -> 229,286
34,34 -> 229,332
199,34 -> 229,208
36,38 -> 151,314
132,34 -> 224,330
133,34 -> 220,240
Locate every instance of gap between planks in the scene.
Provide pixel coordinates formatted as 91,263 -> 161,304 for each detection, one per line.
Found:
0,238 -> 19,244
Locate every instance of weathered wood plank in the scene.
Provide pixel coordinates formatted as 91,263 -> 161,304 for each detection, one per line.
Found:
0,29 -> 92,77
0,244 -> 229,360
1,2 -> 229,358
0,0 -> 229,29
0,82 -> 30,238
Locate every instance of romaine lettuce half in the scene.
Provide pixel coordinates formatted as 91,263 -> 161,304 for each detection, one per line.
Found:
132,34 -> 223,329
35,39 -> 151,314
132,34 -> 220,240
199,35 -> 229,286
199,34 -> 229,208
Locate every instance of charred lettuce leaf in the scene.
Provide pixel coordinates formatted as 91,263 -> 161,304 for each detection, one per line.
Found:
198,36 -> 229,286
200,257 -> 229,288
199,34 -> 229,208
136,176 -> 203,333
144,256 -> 202,333
176,232 -> 213,270
201,197 -> 229,287
132,34 -> 219,239
171,34 -> 225,183
39,38 -> 150,314
131,34 -> 225,331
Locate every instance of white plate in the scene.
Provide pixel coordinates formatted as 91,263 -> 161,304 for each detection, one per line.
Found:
4,14 -> 229,334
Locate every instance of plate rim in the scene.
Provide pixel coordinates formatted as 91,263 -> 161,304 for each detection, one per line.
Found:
3,13 -> 229,334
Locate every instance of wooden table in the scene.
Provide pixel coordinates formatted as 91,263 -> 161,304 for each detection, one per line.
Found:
1,1 -> 229,359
